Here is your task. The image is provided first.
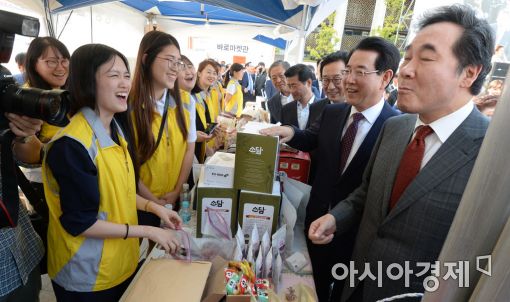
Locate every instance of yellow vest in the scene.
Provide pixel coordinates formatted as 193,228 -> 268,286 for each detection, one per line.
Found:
193,91 -> 208,128
39,123 -> 61,143
42,108 -> 138,292
137,91 -> 191,198
224,79 -> 243,117
206,84 -> 223,122
188,91 -> 206,162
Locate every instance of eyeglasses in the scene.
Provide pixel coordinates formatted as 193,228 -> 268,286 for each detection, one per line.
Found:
156,56 -> 186,71
341,69 -> 380,78
184,63 -> 194,70
321,76 -> 343,86
41,58 -> 69,69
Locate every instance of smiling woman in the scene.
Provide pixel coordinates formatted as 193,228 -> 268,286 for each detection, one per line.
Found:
191,59 -> 222,163
129,31 -> 196,228
42,44 -> 183,302
24,37 -> 70,143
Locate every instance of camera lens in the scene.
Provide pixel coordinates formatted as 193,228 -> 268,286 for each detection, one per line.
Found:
0,84 -> 69,126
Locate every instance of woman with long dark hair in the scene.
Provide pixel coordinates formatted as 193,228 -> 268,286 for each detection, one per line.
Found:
129,31 -> 196,226
43,43 -> 182,301
191,59 -> 224,162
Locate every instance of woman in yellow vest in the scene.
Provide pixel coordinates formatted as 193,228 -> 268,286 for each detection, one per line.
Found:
25,37 -> 70,143
42,44 -> 182,301
129,31 -> 196,226
193,59 -> 223,122
178,56 -> 216,164
20,37 -> 71,274
191,59 -> 225,163
21,38 -> 70,185
223,63 -> 245,117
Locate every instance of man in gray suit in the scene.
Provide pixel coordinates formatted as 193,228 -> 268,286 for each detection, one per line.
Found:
308,5 -> 494,301
266,61 -> 292,124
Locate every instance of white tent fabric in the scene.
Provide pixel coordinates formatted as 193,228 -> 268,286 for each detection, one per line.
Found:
48,0 -> 345,63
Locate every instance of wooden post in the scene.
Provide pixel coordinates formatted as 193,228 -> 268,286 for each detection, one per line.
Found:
423,77 -> 510,301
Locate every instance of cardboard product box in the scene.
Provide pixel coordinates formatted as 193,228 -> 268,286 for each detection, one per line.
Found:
204,152 -> 235,187
234,122 -> 280,194
201,257 -> 254,302
121,259 -> 211,302
278,151 -> 311,184
238,181 -> 281,236
197,168 -> 238,238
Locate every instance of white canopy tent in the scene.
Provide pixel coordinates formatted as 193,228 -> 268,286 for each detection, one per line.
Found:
46,0 -> 345,64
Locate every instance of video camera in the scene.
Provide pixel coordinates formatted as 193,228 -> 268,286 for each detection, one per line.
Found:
0,10 -> 70,228
0,10 -> 70,136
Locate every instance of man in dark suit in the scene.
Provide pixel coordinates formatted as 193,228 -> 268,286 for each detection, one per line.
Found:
281,64 -> 320,130
309,5 -> 494,301
254,62 -> 267,97
266,61 -> 291,124
264,78 -> 277,99
241,62 -> 255,103
307,51 -> 350,183
261,37 -> 401,301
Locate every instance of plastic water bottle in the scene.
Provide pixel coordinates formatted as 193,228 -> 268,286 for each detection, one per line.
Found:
179,184 -> 191,225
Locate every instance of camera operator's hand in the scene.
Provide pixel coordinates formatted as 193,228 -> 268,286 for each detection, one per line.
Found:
6,113 -> 43,137
7,113 -> 44,164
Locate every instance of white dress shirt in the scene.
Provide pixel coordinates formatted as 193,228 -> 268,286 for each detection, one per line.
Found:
414,101 -> 474,169
341,98 -> 385,173
297,95 -> 316,130
280,93 -> 293,106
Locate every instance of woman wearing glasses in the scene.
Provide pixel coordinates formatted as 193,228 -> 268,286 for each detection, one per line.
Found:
18,37 -> 71,275
25,37 -> 70,142
129,31 -> 196,227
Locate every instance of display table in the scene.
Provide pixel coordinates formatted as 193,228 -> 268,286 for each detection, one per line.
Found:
120,210 -> 316,301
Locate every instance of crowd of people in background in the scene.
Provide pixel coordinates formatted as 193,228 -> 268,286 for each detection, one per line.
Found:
1,3 -> 505,302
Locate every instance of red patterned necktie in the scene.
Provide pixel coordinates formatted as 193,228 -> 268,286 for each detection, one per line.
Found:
389,125 -> 434,210
339,112 -> 364,173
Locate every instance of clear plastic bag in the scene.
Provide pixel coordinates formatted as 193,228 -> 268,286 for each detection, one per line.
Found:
190,237 -> 235,261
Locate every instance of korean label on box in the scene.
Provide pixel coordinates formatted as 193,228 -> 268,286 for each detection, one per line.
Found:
242,203 -> 274,236
201,197 -> 232,234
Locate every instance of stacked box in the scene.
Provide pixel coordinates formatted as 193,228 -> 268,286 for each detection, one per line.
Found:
234,122 -> 280,194
278,151 -> 311,184
238,181 -> 281,236
204,152 -> 235,187
196,167 -> 237,238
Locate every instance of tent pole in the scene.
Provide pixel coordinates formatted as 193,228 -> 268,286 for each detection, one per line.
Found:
298,5 -> 309,63
42,0 -> 56,37
90,6 -> 93,43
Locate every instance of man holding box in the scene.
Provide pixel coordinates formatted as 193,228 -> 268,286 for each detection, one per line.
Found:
308,5 -> 493,301
261,37 -> 400,301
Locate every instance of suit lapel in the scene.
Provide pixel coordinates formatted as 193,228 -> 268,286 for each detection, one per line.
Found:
290,102 -> 299,127
334,106 -> 352,171
384,109 -> 487,222
307,99 -> 327,128
341,103 -> 395,180
379,114 -> 417,218
275,96 -> 282,117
